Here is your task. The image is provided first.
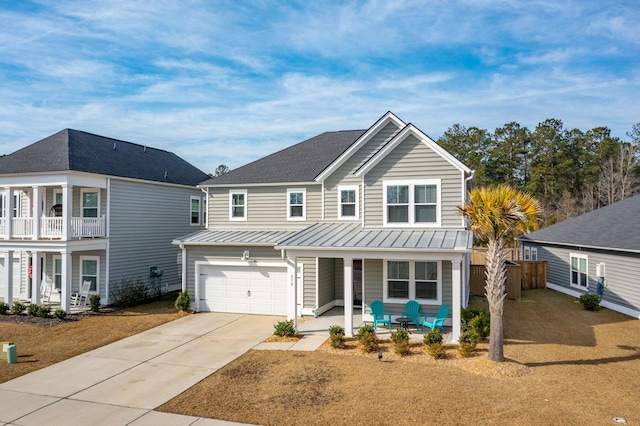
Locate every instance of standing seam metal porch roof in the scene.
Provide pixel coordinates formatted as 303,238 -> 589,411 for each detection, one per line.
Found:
173,229 -> 298,246
275,222 -> 473,251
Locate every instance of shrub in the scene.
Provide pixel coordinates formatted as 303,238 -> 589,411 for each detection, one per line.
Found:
11,302 -> 26,315
458,329 -> 481,358
273,319 -> 296,337
0,302 -> 9,314
356,324 -> 379,353
424,328 -> 446,359
36,306 -> 51,318
328,325 -> 345,348
111,278 -> 149,307
390,328 -> 410,356
53,309 -> 67,320
174,291 -> 191,311
90,294 -> 101,312
465,309 -> 490,338
579,294 -> 601,311
27,303 -> 39,316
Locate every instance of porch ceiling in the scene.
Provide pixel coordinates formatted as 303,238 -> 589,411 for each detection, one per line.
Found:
275,222 -> 473,252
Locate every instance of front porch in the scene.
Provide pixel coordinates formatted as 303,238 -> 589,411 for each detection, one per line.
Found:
0,294 -> 91,314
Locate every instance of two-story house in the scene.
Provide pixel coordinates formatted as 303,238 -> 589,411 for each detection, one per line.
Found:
0,129 -> 209,312
173,112 -> 474,339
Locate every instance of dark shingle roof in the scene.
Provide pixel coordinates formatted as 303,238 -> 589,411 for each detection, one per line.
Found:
519,194 -> 640,252
0,129 -> 209,186
200,130 -> 366,185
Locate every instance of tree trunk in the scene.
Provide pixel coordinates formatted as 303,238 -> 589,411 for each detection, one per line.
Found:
484,237 -> 507,362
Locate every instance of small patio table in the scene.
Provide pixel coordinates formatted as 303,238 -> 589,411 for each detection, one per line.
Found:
396,317 -> 412,334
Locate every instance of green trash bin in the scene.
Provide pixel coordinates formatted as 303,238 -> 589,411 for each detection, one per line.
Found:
6,344 -> 17,364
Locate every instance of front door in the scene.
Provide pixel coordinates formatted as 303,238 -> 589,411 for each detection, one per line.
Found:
353,259 -> 362,307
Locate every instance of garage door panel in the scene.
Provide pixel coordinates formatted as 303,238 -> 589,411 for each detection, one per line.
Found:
200,264 -> 288,315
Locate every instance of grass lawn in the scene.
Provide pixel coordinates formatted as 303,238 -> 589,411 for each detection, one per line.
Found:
157,289 -> 640,425
2,289 -> 639,425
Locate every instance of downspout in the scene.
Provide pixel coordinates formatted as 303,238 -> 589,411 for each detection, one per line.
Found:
199,185 -> 209,228
180,243 -> 187,293
105,178 -> 111,305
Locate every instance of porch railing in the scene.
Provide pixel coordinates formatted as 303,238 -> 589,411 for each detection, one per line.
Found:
12,217 -> 33,238
1,216 -> 106,239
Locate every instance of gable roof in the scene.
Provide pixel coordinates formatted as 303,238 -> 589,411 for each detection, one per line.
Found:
519,194 -> 640,253
200,130 -> 365,186
355,123 -> 471,177
314,111 -> 405,182
0,129 -> 209,186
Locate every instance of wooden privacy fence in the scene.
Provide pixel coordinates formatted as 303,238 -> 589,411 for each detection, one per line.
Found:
469,261 -> 546,299
471,248 -> 520,265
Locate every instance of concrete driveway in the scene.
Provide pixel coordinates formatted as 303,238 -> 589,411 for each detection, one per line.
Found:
0,312 -> 281,426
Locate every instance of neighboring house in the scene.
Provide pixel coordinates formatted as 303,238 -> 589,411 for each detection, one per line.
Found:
0,129 -> 209,312
174,112 -> 474,339
518,195 -> 640,319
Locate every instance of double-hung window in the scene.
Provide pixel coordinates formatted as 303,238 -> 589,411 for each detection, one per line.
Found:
81,189 -> 99,218
287,188 -> 306,221
570,253 -> 588,288
384,260 -> 441,303
229,190 -> 247,221
190,196 -> 202,225
338,185 -> 358,219
81,255 -> 99,292
384,180 -> 440,226
524,246 -> 538,261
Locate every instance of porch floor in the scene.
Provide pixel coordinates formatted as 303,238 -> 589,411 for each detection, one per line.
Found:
297,307 -> 453,344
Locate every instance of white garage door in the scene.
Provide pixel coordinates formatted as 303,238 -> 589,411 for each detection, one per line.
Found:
200,264 -> 288,315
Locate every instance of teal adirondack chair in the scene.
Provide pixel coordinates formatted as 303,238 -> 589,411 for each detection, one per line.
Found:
370,300 -> 392,331
402,300 -> 421,329
421,304 -> 449,332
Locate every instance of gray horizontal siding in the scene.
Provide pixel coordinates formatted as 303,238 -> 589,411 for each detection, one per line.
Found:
533,242 -> 640,313
364,134 -> 464,228
318,258 -> 336,308
109,179 -> 204,294
207,185 -> 322,229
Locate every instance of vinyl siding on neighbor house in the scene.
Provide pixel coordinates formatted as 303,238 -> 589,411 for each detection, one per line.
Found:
108,179 -> 204,293
530,242 -> 640,314
206,184 -> 322,228
363,134 -> 465,228
323,122 -> 401,220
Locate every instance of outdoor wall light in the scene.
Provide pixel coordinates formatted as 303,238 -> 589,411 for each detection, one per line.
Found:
241,250 -> 250,261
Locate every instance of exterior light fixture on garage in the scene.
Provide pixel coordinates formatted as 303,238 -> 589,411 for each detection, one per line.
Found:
241,250 -> 251,261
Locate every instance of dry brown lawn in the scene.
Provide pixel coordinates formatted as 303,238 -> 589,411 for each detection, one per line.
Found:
2,290 -> 639,425
157,290 -> 640,426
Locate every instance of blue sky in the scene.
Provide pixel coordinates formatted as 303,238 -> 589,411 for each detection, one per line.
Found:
1,1 -> 638,173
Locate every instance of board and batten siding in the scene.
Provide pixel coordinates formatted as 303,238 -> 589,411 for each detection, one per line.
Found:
533,242 -> 640,314
206,184 -> 322,229
363,134 -> 465,228
323,122 -> 401,220
109,179 -> 204,293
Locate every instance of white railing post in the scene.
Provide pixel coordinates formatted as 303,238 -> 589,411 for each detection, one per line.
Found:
5,187 -> 12,239
62,184 -> 71,241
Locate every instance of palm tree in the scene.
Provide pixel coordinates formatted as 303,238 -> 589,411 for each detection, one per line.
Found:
459,185 -> 541,362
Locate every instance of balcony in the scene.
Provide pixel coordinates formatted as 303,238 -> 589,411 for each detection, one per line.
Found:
0,216 -> 106,239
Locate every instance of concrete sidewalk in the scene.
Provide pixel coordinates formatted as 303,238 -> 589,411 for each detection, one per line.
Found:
0,312 -> 284,426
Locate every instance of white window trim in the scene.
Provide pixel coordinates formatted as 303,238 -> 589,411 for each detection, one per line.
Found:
382,260 -> 442,304
80,188 -> 100,218
569,252 -> 588,289
80,255 -> 100,294
53,255 -> 62,290
190,196 -> 202,226
229,189 -> 247,221
287,188 -> 306,221
524,246 -> 538,261
383,179 -> 441,227
338,185 -> 359,220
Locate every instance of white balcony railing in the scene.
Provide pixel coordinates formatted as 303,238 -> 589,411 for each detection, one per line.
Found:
1,216 -> 105,239
12,217 -> 33,238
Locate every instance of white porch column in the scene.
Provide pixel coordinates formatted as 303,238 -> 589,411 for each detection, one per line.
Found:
286,256 -> 298,329
3,251 -> 13,305
343,256 -> 354,337
5,187 -> 13,239
32,186 -> 41,240
451,258 -> 462,342
62,184 -> 71,240
31,251 -> 41,305
61,250 -> 71,312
